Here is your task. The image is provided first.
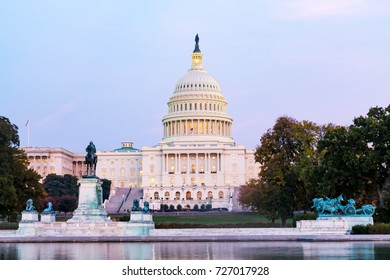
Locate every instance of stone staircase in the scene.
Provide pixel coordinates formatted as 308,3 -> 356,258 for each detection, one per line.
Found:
104,187 -> 144,214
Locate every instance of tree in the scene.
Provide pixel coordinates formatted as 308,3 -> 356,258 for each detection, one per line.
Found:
317,105 -> 390,207
101,178 -> 111,202
254,117 -> 327,225
43,174 -> 79,197
43,174 -> 79,213
0,116 -> 44,219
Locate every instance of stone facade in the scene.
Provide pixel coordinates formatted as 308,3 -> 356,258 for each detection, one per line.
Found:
22,37 -> 260,211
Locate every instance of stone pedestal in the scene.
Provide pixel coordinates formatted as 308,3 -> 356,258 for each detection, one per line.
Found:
20,211 -> 39,223
68,177 -> 110,222
317,216 -> 373,231
41,214 -> 56,223
126,212 -> 155,236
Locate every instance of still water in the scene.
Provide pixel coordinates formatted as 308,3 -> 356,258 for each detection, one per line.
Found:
1,241 -> 390,260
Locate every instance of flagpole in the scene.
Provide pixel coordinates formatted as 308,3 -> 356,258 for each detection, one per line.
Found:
25,120 -> 30,147
28,122 -> 30,147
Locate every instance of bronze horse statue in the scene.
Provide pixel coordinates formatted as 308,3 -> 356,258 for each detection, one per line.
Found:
85,141 -> 98,177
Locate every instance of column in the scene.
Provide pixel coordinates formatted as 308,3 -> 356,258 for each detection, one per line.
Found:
187,153 -> 190,174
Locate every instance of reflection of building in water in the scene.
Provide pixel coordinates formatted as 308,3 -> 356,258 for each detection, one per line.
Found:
22,36 -> 260,211
301,242 -> 374,260
1,241 -> 383,260
16,243 -> 153,260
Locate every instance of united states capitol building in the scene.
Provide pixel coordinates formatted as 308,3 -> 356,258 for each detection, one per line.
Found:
23,36 -> 260,211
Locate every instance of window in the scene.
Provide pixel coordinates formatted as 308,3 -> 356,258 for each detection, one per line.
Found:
175,191 -> 181,200
154,192 -> 159,200
197,191 -> 202,200
164,191 -> 170,200
219,191 -> 224,199
186,191 -> 192,200
150,164 -> 155,173
130,168 -> 135,177
170,177 -> 174,184
207,191 -> 213,199
102,168 -> 107,177
149,178 -> 155,185
120,167 -> 125,176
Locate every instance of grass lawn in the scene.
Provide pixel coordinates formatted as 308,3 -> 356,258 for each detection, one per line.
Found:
0,213 -> 293,230
153,213 -> 292,228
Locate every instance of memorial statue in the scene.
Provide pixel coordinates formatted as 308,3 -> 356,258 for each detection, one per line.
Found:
193,33 -> 201,53
25,198 -> 36,212
85,141 -> 98,177
42,201 -> 55,214
142,201 -> 152,213
312,194 -> 375,216
131,198 -> 141,211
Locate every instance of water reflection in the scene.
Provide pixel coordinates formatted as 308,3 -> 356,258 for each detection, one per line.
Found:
1,242 -> 390,260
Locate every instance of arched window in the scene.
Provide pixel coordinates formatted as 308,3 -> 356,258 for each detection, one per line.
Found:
186,191 -> 192,200
207,191 -> 213,198
219,191 -> 224,199
197,191 -> 202,200
189,103 -> 192,110
175,191 -> 181,200
154,192 -> 159,200
120,167 -> 125,176
164,191 -> 170,200
200,103 -> 202,110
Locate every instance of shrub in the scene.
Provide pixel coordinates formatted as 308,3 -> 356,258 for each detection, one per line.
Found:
193,204 -> 199,211
352,223 -> 390,234
205,204 -> 212,211
352,224 -> 369,234
169,204 -> 175,211
177,204 -> 182,211
200,204 -> 206,211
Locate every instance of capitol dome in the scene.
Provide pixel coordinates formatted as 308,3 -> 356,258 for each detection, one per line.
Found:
161,34 -> 234,145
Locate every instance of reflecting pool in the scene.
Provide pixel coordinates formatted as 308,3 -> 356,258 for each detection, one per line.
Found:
1,241 -> 390,260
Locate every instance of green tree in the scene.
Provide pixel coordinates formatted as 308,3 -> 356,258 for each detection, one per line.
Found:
0,116 -> 44,219
43,174 -> 79,197
43,174 -> 79,213
252,116 -> 328,226
101,178 -> 111,202
317,105 -> 390,207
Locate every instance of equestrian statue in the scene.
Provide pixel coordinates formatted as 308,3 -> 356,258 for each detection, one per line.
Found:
85,141 -> 98,177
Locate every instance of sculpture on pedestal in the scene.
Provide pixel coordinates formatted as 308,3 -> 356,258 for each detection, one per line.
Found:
24,198 -> 36,212
42,202 -> 55,214
84,141 -> 98,177
312,194 -> 375,216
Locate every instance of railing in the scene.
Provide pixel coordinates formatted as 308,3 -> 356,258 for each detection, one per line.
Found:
117,189 -> 131,213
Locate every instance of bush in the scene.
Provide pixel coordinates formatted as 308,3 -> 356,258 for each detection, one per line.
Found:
193,204 -> 199,211
351,224 -> 369,234
292,212 -> 317,227
169,204 -> 175,211
205,204 -> 212,211
177,204 -> 182,211
352,223 -> 390,234
200,204 -> 206,211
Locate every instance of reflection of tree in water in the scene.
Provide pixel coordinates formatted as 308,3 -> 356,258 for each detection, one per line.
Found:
0,241 -> 389,260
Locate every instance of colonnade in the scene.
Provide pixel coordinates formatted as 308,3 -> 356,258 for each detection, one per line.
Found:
163,119 -> 232,138
162,152 -> 222,174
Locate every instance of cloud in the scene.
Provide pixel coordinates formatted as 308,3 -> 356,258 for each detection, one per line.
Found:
270,0 -> 389,20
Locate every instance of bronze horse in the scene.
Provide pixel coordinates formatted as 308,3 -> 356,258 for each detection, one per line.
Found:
85,141 -> 98,177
